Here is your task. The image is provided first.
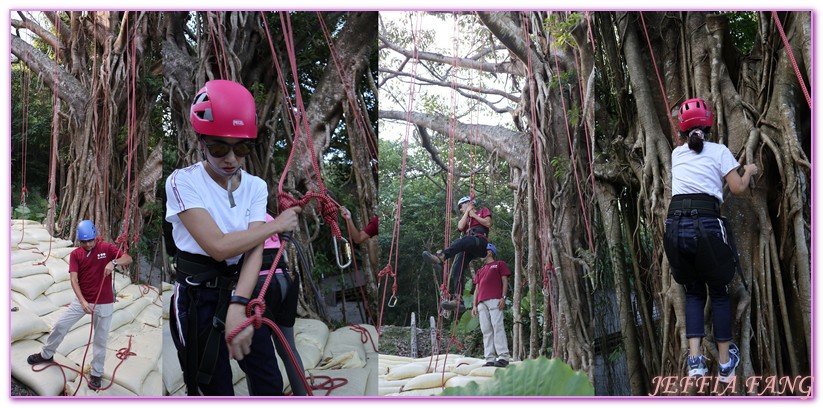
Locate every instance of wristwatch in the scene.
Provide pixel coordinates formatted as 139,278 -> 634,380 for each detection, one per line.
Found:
112,259 -> 118,266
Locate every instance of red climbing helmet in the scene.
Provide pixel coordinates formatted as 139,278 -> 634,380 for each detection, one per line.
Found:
677,98 -> 713,132
190,80 -> 257,139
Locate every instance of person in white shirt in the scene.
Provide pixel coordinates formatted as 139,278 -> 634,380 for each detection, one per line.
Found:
166,79 -> 300,395
664,97 -> 758,384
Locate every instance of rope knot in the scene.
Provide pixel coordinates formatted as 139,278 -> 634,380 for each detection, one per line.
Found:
377,265 -> 393,278
246,298 -> 266,329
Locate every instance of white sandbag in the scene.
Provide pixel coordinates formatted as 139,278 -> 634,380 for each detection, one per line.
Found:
11,248 -> 45,265
468,365 -> 500,377
377,354 -> 414,364
384,363 -> 428,381
365,352 -> 378,396
454,361 -> 485,376
55,323 -> 95,358
379,385 -> 402,396
10,306 -> 50,342
134,304 -> 162,328
141,370 -> 163,396
35,238 -> 74,253
11,231 -> 41,245
294,318 -> 330,353
10,339 -> 80,396
11,274 -> 55,299
305,367 -> 371,396
108,322 -> 163,363
11,262 -> 49,279
445,375 -> 490,388
316,349 -> 366,370
112,293 -> 136,312
162,282 -> 174,292
393,388 -> 443,396
41,246 -> 76,260
331,325 -> 379,353
161,320 -> 184,395
66,375 -> 138,397
377,364 -> 388,375
414,354 -> 461,364
64,347 -> 156,396
109,307 -> 138,333
45,279 -> 73,295
161,289 -> 173,320
455,356 -> 485,366
118,283 -> 161,305
401,372 -> 456,391
45,289 -> 77,308
296,341 -> 324,370
44,257 -> 71,283
10,292 -> 59,317
11,219 -> 46,228
23,228 -> 55,242
114,272 -> 132,293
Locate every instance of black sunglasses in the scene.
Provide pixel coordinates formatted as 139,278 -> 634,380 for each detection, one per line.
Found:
202,140 -> 256,158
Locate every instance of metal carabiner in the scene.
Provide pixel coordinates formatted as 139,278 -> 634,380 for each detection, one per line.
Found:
334,236 -> 352,269
388,295 -> 398,308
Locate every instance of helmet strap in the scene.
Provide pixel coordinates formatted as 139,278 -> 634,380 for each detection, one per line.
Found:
226,173 -> 237,208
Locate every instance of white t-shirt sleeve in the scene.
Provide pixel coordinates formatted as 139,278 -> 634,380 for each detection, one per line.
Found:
166,167 -> 205,222
718,146 -> 740,178
248,176 -> 268,224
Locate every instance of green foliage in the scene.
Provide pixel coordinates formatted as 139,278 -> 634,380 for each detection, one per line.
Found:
439,356 -> 594,396
456,308 -> 480,334
550,156 -> 569,180
544,13 -> 584,48
568,104 -> 582,129
723,12 -> 758,55
12,197 -> 48,222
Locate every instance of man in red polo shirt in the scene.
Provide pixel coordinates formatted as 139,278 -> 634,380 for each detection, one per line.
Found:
27,220 -> 132,390
340,207 -> 378,244
471,243 -> 511,367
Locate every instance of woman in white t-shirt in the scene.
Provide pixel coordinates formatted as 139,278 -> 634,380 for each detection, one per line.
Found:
664,97 -> 758,384
165,80 -> 300,395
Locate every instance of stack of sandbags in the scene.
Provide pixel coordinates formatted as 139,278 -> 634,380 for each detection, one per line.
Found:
9,220 -> 163,396
303,324 -> 379,396
378,354 -> 502,396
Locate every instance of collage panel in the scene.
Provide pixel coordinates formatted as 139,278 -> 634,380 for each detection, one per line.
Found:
10,11 -> 165,395
10,11 -> 380,397
375,10 -> 811,398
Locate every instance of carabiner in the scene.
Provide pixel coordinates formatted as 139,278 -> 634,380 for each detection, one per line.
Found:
334,236 -> 352,269
388,295 -> 398,308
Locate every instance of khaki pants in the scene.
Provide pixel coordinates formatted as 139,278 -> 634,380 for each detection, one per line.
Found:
42,299 -> 113,377
477,298 -> 510,361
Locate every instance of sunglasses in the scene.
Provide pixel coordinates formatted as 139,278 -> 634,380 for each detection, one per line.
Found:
202,140 -> 256,158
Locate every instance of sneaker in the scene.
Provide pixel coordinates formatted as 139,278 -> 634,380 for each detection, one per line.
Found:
27,352 -> 53,365
687,355 -> 707,377
88,375 -> 102,390
441,300 -> 458,310
494,359 -> 509,368
483,361 -> 496,367
718,344 -> 740,383
423,250 -> 445,266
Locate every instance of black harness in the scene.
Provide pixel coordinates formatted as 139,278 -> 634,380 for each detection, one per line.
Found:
664,194 -> 748,289
171,251 -> 239,396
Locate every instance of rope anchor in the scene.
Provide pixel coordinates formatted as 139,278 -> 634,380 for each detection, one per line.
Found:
334,236 -> 352,269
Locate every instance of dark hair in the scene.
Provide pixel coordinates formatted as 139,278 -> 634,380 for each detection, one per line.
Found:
679,126 -> 710,154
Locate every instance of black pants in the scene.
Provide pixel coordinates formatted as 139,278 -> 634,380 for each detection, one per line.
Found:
442,235 -> 488,297
172,283 -> 284,395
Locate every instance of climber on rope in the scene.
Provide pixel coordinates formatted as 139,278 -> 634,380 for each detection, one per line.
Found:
340,207 -> 378,245
471,243 -> 511,368
423,195 -> 491,313
663,97 -> 758,383
165,79 -> 301,396
27,220 -> 133,390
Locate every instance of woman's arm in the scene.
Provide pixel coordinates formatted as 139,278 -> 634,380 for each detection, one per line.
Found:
178,207 -> 300,261
225,222 -> 265,361
725,164 -> 759,195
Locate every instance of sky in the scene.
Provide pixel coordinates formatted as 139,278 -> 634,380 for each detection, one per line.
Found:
2,1 -> 822,405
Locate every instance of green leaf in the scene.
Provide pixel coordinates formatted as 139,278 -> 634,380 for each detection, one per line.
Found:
439,356 -> 594,396
456,308 -> 480,334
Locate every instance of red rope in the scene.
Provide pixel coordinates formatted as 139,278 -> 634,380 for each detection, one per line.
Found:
348,324 -> 377,352
639,12 -> 678,144
772,11 -> 811,110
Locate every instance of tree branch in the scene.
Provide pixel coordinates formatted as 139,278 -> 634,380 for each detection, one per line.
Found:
380,67 -> 518,104
380,109 -> 528,170
379,33 -> 522,77
11,16 -> 59,51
